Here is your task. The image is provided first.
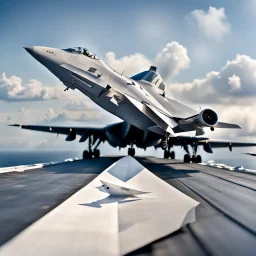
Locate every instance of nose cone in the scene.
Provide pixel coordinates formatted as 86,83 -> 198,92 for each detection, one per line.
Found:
24,46 -> 62,74
24,46 -> 47,64
24,46 -> 35,55
24,46 -> 43,59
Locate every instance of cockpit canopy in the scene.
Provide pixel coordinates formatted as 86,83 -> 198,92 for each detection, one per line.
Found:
63,47 -> 99,60
131,66 -> 165,91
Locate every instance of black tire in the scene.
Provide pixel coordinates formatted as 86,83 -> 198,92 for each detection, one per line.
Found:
89,151 -> 93,158
184,154 -> 190,163
196,155 -> 202,163
83,150 -> 89,159
131,148 -> 135,157
170,151 -> 175,159
94,149 -> 100,158
128,148 -> 131,156
164,150 -> 169,159
161,141 -> 167,150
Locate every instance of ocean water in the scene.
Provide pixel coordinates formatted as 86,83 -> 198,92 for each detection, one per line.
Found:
0,151 -> 81,168
0,150 -> 255,170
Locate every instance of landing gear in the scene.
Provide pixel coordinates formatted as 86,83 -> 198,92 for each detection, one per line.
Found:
82,135 -> 101,159
161,134 -> 168,150
94,149 -> 100,158
183,154 -> 202,163
83,150 -> 90,159
191,155 -> 196,163
128,147 -> 135,157
184,154 -> 190,163
163,150 -> 175,159
182,142 -> 202,163
82,149 -> 101,159
196,155 -> 202,163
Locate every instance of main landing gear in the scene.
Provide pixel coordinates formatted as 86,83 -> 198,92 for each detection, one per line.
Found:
183,154 -> 202,163
164,150 -> 175,159
83,149 -> 100,159
162,134 -> 175,159
83,135 -> 101,159
128,147 -> 135,157
183,142 -> 202,163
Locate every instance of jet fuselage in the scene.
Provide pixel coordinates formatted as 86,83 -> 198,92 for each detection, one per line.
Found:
24,46 -> 201,135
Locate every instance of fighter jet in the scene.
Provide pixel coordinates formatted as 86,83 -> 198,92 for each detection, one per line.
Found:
10,46 -> 256,163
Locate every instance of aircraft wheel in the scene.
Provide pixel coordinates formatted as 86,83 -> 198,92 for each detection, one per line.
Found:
89,151 -> 93,158
94,149 -> 100,158
191,155 -> 196,163
170,151 -> 175,160
161,141 -> 167,150
128,148 -> 135,157
83,150 -> 89,159
184,154 -> 190,163
164,150 -> 169,159
196,155 -> 202,163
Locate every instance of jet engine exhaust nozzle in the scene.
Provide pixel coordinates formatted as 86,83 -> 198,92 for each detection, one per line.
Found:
197,109 -> 218,127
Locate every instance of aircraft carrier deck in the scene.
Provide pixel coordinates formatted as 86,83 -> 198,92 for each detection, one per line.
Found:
0,156 -> 256,255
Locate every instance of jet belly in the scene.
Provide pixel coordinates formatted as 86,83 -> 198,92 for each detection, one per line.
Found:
93,91 -> 156,131
104,122 -> 162,149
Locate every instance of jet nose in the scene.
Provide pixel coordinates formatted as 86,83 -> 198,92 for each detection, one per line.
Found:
24,46 -> 35,55
24,46 -> 64,78
23,46 -> 61,69
23,46 -> 44,59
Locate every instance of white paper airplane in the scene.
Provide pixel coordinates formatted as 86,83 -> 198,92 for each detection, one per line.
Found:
100,180 -> 149,196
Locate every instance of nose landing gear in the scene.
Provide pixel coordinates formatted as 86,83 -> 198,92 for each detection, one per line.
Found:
83,136 -> 101,159
128,147 -> 135,157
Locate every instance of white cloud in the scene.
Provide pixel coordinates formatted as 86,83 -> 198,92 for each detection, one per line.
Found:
37,108 -> 57,122
154,42 -> 190,80
105,41 -> 190,80
218,104 -> 256,137
105,52 -> 151,77
170,54 -> 256,104
64,100 -> 96,112
228,74 -> 241,91
50,109 -> 102,123
13,101 -> 103,125
7,107 -> 57,124
190,6 -> 231,40
0,72 -> 67,101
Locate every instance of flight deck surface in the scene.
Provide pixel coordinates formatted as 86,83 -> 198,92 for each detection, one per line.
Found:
0,156 -> 256,255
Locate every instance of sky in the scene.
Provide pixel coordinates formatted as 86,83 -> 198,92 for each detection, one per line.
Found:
1,0 -> 256,163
